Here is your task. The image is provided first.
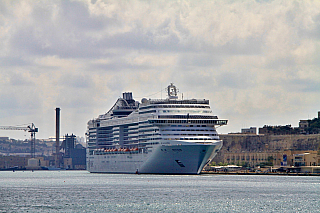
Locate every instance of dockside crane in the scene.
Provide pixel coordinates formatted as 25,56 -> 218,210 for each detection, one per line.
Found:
0,123 -> 38,158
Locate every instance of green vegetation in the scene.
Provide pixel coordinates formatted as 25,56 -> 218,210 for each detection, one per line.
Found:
262,125 -> 300,135
240,162 -> 249,167
306,118 -> 320,134
218,162 -> 228,166
267,156 -> 274,166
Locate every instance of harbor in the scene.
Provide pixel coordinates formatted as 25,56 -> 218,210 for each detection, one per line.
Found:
1,110 -> 320,174
2,1 -> 320,212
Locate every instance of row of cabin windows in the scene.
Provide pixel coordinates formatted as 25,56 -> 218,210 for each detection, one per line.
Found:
162,134 -> 218,136
97,132 -> 159,138
164,138 -> 215,141
149,119 -> 227,125
161,129 -> 215,132
97,137 -> 162,145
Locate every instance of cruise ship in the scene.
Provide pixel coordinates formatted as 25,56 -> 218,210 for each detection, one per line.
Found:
86,83 -> 227,174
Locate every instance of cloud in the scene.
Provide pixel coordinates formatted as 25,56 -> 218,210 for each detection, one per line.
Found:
0,0 -> 320,138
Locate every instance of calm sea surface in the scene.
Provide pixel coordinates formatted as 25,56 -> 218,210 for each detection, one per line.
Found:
0,171 -> 319,212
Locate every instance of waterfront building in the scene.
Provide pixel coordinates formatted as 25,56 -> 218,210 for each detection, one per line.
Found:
0,155 -> 28,169
222,150 -> 319,167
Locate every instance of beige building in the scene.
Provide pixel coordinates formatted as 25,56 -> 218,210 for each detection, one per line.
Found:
64,158 -> 73,169
223,150 -> 319,167
292,151 -> 318,166
0,155 -> 28,169
224,152 -> 280,167
0,156 -> 51,169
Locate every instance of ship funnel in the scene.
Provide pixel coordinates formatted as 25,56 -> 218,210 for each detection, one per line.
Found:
123,92 -> 133,100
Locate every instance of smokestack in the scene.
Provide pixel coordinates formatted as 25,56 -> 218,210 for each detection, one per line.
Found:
55,108 -> 60,167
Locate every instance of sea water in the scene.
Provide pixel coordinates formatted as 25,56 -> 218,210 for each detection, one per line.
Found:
0,171 -> 319,212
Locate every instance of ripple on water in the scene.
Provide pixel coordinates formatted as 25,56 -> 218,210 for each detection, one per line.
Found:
0,171 -> 319,212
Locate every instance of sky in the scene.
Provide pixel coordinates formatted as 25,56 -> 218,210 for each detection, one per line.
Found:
0,0 -> 320,140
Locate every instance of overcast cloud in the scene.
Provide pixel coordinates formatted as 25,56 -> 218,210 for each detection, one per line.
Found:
1,0 -> 320,139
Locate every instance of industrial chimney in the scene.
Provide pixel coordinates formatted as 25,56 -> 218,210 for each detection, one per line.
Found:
55,108 -> 60,167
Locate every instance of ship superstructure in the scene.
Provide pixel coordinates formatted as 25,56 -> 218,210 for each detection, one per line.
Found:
86,83 -> 227,174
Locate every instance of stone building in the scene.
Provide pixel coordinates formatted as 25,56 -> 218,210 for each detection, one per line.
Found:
223,150 -> 318,167
0,155 -> 28,169
213,133 -> 320,167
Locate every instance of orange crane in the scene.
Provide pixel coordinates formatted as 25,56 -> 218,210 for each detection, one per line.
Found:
0,123 -> 38,158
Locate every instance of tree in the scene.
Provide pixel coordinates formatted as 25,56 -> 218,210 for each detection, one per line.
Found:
267,156 -> 274,166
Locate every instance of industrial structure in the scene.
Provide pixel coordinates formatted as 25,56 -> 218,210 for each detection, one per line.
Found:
0,107 -> 86,170
0,123 -> 38,158
61,134 -> 86,169
53,108 -> 86,169
61,134 -> 76,158
55,107 -> 60,167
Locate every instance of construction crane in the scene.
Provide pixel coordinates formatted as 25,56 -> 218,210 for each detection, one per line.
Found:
0,123 -> 38,158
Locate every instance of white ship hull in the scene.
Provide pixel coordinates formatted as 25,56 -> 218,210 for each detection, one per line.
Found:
87,140 -> 222,174
86,83 -> 227,175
